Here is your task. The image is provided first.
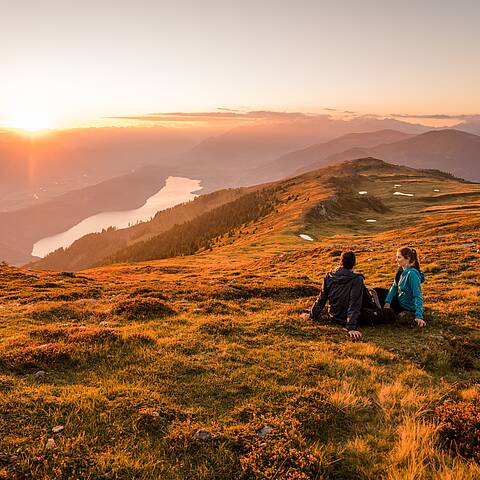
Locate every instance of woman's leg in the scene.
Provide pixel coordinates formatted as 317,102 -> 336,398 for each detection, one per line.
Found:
372,288 -> 415,321
389,295 -> 415,316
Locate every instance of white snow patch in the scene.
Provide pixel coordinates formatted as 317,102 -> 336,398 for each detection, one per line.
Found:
299,234 -> 314,241
366,219 -> 377,223
433,189 -> 440,192
358,191 -> 368,195
394,184 -> 402,187
393,191 -> 414,197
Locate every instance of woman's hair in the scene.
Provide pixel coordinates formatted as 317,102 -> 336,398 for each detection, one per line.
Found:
398,246 -> 421,270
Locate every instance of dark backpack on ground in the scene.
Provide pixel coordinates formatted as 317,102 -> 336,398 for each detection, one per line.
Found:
360,287 -> 396,325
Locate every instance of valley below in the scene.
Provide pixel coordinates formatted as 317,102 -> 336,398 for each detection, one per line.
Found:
32,176 -> 202,258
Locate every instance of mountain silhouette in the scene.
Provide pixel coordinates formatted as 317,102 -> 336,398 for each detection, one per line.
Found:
296,129 -> 480,181
247,129 -> 414,183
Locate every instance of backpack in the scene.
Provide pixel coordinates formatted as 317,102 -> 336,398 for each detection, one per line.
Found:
361,288 -> 395,325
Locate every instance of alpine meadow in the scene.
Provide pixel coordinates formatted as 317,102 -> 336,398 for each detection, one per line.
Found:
1,1 -> 480,479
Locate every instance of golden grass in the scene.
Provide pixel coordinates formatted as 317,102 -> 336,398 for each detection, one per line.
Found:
1,165 -> 479,478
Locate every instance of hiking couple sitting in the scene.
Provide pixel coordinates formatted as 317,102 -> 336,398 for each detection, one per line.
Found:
303,247 -> 425,339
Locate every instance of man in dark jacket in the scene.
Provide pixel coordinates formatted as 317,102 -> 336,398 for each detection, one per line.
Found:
306,251 -> 367,339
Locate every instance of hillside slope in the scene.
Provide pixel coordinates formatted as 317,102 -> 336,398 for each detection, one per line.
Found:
29,158 -> 480,272
0,159 -> 479,478
27,187 -> 249,271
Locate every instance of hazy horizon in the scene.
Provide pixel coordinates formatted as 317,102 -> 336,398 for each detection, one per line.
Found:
2,0 -> 479,131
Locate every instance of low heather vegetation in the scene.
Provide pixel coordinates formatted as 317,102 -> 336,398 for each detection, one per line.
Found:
1,161 -> 479,478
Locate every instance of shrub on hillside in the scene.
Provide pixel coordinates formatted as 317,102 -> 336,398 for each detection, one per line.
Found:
31,304 -> 94,323
127,288 -> 167,300
49,287 -> 102,302
239,426 -> 329,479
113,297 -> 175,320
0,339 -> 76,372
436,401 -> 480,460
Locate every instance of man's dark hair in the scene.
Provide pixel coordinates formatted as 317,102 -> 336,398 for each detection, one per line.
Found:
341,251 -> 356,270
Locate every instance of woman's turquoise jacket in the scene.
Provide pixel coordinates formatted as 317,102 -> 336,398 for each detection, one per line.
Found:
385,266 -> 425,319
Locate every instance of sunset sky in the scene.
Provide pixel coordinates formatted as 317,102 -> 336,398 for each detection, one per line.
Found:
2,0 -> 479,130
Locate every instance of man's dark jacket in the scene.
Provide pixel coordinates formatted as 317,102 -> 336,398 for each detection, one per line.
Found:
310,267 -> 365,330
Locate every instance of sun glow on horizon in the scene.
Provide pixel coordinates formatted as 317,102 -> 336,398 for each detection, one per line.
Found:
6,111 -> 54,133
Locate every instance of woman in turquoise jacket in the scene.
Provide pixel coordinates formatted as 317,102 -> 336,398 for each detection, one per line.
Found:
375,246 -> 426,327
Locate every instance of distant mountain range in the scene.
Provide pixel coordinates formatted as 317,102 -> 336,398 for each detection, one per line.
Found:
173,116 -> 429,189
455,115 -> 480,136
295,129 -> 480,181
0,115 -> 430,212
247,129 -> 414,183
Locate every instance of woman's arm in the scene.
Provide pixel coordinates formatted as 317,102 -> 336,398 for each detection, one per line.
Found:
384,279 -> 398,306
410,274 -> 424,320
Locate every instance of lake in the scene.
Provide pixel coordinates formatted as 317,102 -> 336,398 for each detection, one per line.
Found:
32,176 -> 202,258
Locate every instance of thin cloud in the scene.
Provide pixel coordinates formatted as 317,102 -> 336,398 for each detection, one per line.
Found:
108,109 -> 480,127
390,113 -> 478,120
109,110 -> 325,124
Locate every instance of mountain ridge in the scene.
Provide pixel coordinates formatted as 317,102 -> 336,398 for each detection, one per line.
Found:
297,129 -> 480,181
28,158 -> 480,272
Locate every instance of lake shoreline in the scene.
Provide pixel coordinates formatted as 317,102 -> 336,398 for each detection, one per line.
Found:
32,176 -> 202,258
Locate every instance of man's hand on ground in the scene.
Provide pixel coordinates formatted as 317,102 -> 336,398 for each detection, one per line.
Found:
348,330 -> 363,340
384,303 -> 391,309
415,318 -> 426,327
300,312 -> 311,321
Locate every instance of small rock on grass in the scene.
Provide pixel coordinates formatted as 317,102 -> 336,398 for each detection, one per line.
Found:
45,438 -> 55,449
194,428 -> 213,440
52,425 -> 64,434
257,425 -> 273,438
33,370 -> 46,379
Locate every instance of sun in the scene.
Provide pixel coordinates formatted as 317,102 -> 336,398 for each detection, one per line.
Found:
7,112 -> 54,133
